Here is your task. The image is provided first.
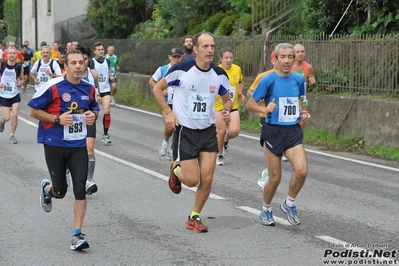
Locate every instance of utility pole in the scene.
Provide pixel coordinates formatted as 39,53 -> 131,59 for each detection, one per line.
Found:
34,0 -> 38,50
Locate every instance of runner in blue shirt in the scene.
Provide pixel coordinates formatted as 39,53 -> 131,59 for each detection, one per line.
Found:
246,42 -> 311,227
28,50 -> 99,251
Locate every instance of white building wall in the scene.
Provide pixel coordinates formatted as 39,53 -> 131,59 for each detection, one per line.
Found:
53,0 -> 89,23
22,0 -> 89,50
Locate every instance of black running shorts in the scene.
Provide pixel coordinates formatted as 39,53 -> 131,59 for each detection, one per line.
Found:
172,124 -> 218,161
0,94 -> 21,107
260,123 -> 303,156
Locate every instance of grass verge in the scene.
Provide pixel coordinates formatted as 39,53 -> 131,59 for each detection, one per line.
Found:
240,118 -> 399,162
115,80 -> 161,112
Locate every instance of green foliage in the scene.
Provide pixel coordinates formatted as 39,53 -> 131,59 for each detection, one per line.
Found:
304,128 -> 365,151
240,120 -> 398,161
230,13 -> 253,36
4,0 -> 19,36
365,145 -> 399,162
130,17 -> 171,40
86,0 -> 152,39
187,15 -> 207,36
85,0 -> 399,39
215,14 -> 240,36
240,13 -> 253,32
228,0 -> 251,14
240,119 -> 261,133
155,0 -> 231,36
115,80 -> 161,111
302,0 -> 341,34
205,13 -> 227,33
301,0 -> 399,35
0,20 -> 7,40
118,53 -> 134,73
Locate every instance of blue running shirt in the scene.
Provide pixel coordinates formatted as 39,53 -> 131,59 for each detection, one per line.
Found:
28,76 -> 100,147
252,72 -> 305,125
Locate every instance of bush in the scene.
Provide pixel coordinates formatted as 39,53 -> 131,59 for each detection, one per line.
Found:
215,14 -> 240,36
240,13 -> 253,32
0,20 -> 8,41
118,53 -> 134,73
187,15 -> 207,36
205,13 -> 227,33
4,0 -> 18,36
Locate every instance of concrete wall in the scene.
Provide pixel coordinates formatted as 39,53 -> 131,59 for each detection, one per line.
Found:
119,73 -> 399,147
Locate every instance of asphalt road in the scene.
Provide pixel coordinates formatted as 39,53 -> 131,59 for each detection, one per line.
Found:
0,89 -> 398,266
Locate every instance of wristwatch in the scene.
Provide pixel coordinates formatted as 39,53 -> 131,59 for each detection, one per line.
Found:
54,116 -> 60,124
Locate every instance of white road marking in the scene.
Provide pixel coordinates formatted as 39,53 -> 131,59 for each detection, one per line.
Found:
95,149 -> 225,200
237,206 -> 291,226
316,235 -> 365,253
115,104 -> 162,117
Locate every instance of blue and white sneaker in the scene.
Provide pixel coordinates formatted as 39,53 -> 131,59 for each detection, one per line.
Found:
70,233 -> 90,250
259,209 -> 275,226
280,201 -> 301,226
257,169 -> 269,190
40,179 -> 52,212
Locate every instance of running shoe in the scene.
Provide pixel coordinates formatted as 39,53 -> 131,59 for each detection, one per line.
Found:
159,140 -> 168,156
70,233 -> 90,250
9,135 -> 18,144
223,140 -> 229,154
168,161 -> 181,194
85,180 -> 98,195
166,149 -> 173,161
259,209 -> 275,226
102,134 -> 112,144
257,168 -> 269,189
0,117 -> 5,133
280,201 -> 301,226
66,169 -> 72,187
40,179 -> 52,212
216,154 -> 224,166
282,155 -> 288,161
186,215 -> 208,233
110,96 -> 116,106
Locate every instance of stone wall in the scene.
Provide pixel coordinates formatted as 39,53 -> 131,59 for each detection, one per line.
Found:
119,73 -> 399,147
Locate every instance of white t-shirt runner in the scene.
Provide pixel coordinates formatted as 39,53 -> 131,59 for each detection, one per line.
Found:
0,63 -> 21,98
30,59 -> 61,92
92,58 -> 111,93
164,60 -> 230,130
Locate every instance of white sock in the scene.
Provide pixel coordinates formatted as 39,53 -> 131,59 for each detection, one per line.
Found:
286,196 -> 295,207
262,203 -> 272,212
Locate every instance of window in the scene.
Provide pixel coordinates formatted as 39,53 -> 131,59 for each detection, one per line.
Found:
47,0 -> 51,14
